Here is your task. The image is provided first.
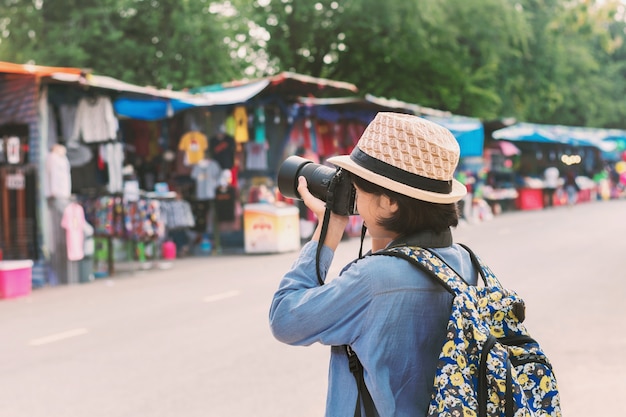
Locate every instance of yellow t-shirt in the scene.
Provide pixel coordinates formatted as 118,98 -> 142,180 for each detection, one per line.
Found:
233,106 -> 249,144
178,131 -> 208,165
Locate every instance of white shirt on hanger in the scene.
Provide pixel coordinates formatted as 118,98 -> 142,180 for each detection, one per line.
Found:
71,95 -> 119,143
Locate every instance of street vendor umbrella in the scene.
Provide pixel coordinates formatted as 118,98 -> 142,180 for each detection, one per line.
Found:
494,140 -> 521,156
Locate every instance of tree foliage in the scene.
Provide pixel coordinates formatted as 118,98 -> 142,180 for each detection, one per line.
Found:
0,0 -> 243,89
1,0 -> 626,128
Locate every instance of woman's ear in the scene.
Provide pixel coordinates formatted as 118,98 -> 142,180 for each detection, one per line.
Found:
378,194 -> 398,216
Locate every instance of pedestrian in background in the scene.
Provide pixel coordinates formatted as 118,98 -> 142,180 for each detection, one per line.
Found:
564,169 -> 579,206
543,165 -> 560,208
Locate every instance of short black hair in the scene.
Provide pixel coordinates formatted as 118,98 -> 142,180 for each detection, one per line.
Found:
349,173 -> 459,234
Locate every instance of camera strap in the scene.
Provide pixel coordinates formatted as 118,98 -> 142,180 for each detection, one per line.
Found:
358,224 -> 367,259
315,206 -> 332,285
315,168 -> 345,286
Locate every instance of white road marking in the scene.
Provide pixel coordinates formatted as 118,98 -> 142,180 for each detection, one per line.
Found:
29,328 -> 89,346
203,290 -> 240,303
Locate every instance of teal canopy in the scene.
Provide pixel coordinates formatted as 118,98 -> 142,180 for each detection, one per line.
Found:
424,115 -> 485,158
493,122 -> 625,151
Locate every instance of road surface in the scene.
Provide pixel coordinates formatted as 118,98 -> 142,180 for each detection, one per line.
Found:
0,199 -> 624,416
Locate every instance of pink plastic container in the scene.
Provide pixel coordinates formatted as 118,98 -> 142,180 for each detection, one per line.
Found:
0,260 -> 33,299
161,241 -> 177,260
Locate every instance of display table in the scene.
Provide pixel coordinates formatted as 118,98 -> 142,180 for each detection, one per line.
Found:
516,188 -> 544,210
243,203 -> 300,254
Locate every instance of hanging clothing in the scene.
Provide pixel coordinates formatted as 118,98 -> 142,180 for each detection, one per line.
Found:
127,120 -> 158,158
190,159 -> 222,200
178,131 -> 208,165
245,142 -> 269,171
100,142 -> 124,193
315,120 -> 338,157
71,96 -> 119,144
159,200 -> 195,230
209,133 -> 236,170
254,105 -> 266,143
45,146 -> 72,198
224,114 -> 236,137
59,104 -> 77,142
65,143 -> 93,167
233,106 -> 249,144
306,118 -> 318,153
214,186 -> 236,222
61,202 -> 86,261
6,136 -> 21,164
189,199 -> 210,233
46,102 -> 59,147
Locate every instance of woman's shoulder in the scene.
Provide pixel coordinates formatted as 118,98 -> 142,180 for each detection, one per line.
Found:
362,244 -> 477,287
348,249 -> 448,291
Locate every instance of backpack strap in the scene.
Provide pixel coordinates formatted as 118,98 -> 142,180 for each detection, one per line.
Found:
456,242 -> 501,288
381,246 -> 469,295
346,345 -> 376,417
383,244 -> 504,293
346,244 -> 478,417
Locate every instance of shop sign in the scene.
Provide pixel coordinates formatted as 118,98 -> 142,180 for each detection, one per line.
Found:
6,172 -> 25,189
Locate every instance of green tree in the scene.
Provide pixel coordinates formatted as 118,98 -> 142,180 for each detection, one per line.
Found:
0,0 -> 244,90
239,0 -> 531,118
503,0 -> 626,128
2,0 -> 626,129
0,0 -> 43,62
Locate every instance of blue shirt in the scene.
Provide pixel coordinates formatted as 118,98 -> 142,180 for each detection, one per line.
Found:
269,232 -> 478,417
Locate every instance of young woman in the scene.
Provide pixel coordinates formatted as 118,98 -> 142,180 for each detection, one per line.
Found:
269,113 -> 479,417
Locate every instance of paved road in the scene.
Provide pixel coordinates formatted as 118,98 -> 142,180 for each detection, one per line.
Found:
1,199 -> 624,416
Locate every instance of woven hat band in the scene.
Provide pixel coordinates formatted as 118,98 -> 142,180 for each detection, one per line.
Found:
350,147 -> 453,194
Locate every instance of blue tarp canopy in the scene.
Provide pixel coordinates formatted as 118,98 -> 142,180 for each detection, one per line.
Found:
424,115 -> 485,158
49,72 -> 217,121
112,96 -> 186,121
492,122 -> 624,152
113,97 -> 196,121
112,72 -> 359,121
113,80 -> 272,120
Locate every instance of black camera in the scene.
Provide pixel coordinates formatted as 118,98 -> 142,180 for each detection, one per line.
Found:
277,155 -> 357,216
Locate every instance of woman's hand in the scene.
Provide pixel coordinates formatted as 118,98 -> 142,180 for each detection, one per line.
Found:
297,176 -> 349,250
297,176 -> 326,219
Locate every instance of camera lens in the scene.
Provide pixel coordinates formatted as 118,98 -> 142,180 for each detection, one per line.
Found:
277,156 -> 337,201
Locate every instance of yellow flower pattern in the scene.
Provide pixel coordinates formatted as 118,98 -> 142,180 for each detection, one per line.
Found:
450,372 -> 464,387
462,406 -> 477,417
384,246 -> 561,417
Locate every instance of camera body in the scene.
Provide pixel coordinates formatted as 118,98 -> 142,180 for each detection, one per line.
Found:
277,155 -> 357,216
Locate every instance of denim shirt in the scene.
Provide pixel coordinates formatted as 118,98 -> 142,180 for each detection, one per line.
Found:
269,230 -> 479,417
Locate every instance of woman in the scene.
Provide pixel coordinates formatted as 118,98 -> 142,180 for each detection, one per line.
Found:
269,113 -> 479,417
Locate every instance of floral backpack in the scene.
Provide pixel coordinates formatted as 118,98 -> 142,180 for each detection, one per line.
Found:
348,244 -> 561,417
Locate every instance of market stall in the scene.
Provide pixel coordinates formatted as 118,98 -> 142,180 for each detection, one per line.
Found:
110,71 -> 360,253
491,122 -> 611,210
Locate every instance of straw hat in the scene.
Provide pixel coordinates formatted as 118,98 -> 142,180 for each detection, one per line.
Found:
327,112 -> 466,204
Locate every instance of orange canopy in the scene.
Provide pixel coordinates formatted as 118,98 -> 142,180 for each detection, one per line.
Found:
0,61 -> 84,76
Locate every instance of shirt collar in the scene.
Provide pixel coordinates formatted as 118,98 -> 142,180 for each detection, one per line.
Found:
385,229 -> 453,249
